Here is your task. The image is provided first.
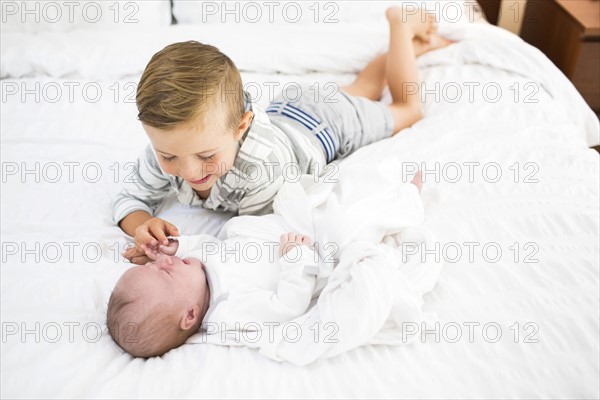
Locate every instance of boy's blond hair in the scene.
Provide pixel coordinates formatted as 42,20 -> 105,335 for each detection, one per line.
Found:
136,40 -> 245,132
106,289 -> 201,358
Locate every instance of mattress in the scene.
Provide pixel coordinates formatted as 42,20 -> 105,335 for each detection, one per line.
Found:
1,10 -> 599,399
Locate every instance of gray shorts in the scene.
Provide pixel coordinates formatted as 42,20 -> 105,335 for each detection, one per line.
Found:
266,87 -> 394,162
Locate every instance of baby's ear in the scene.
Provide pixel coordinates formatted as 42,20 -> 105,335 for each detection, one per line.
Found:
179,306 -> 200,331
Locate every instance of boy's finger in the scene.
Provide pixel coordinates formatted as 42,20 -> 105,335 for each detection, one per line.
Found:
139,225 -> 158,246
150,224 -> 169,245
139,230 -> 158,247
165,222 -> 179,237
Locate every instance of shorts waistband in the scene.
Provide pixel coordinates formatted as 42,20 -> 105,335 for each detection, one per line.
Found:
266,102 -> 336,163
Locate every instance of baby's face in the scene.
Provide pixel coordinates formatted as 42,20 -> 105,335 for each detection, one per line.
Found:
115,255 -> 210,321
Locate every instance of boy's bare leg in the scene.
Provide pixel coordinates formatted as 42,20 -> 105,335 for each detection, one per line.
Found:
386,7 -> 436,134
342,33 -> 453,101
341,54 -> 388,101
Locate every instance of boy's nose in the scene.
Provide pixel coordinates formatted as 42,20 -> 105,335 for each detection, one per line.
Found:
179,161 -> 201,181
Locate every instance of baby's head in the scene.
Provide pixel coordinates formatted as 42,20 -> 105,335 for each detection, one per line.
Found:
107,255 -> 210,358
136,40 -> 253,196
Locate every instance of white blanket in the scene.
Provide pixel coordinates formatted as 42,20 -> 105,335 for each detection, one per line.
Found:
186,158 -> 441,366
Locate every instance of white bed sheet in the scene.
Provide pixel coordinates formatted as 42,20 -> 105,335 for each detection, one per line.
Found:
1,20 -> 599,399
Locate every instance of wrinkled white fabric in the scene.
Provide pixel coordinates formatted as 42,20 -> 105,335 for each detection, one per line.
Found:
186,157 -> 442,365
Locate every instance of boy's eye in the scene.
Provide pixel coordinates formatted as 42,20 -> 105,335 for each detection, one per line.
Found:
198,154 -> 215,161
161,155 -> 176,162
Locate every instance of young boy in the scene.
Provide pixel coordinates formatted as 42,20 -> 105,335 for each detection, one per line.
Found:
115,8 -> 451,263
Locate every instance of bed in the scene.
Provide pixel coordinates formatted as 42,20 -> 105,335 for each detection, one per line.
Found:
1,1 -> 599,398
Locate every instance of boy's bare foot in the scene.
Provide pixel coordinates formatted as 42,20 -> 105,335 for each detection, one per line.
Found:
411,170 -> 423,193
385,6 -> 404,23
414,33 -> 455,56
386,7 -> 436,42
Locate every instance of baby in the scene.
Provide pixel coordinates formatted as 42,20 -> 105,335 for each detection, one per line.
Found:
107,228 -> 316,358
108,170 -> 424,358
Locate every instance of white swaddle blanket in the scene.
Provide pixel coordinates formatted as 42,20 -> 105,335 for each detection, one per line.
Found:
186,157 -> 444,365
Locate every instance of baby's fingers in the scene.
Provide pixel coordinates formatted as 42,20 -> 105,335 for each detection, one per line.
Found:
122,244 -> 135,256
141,243 -> 160,260
159,242 -> 178,256
130,254 -> 151,265
122,247 -> 145,263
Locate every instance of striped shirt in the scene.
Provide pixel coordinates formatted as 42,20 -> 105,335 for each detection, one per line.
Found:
112,94 -> 327,223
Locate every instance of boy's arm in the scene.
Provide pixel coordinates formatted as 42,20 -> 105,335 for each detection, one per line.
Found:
113,144 -> 173,230
119,210 -> 152,238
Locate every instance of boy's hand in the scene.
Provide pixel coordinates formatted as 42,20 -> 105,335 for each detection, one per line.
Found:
141,239 -> 179,261
279,232 -> 313,258
134,217 -> 179,249
121,217 -> 178,264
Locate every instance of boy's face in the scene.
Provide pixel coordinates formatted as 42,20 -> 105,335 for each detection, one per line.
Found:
143,102 -> 252,195
115,255 -> 210,323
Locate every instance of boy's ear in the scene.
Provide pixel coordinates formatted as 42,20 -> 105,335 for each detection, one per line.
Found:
179,305 -> 200,331
235,111 -> 254,141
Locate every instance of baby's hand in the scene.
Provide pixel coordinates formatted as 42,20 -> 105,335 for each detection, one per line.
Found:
122,244 -> 152,265
122,238 -> 179,264
134,217 -> 179,249
141,239 -> 179,261
279,232 -> 313,258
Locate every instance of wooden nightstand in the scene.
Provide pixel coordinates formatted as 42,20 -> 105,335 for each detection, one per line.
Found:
520,0 -> 600,114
